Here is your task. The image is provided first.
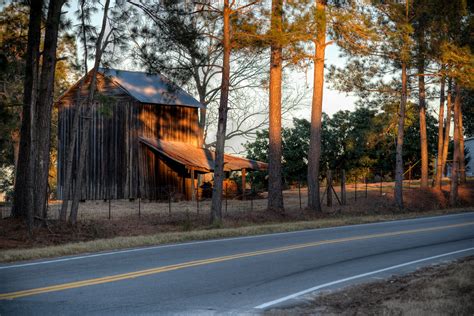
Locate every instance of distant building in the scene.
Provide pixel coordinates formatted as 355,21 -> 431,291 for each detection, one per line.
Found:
57,68 -> 267,201
465,137 -> 474,177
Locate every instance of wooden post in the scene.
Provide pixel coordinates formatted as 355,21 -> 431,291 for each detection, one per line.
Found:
408,164 -> 412,189
168,188 -> 172,216
225,183 -> 228,216
250,177 -> 254,212
298,180 -> 302,210
341,170 -> 346,205
354,178 -> 357,201
380,170 -> 383,196
241,168 -> 246,200
138,197 -> 141,218
191,168 -> 195,201
327,170 -> 332,207
365,177 -> 368,198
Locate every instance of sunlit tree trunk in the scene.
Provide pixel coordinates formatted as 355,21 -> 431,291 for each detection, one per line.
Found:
458,100 -> 465,183
434,74 -> 445,189
441,79 -> 453,179
450,83 -> 461,206
267,0 -> 284,213
210,0 -> 231,225
307,1 -> 326,212
418,58 -> 428,188
395,62 -> 407,209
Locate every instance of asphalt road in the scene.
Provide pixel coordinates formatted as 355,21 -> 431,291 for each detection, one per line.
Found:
1,212 -> 474,315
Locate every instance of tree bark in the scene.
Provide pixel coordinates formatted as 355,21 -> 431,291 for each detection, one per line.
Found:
11,129 -> 20,175
395,62 -> 407,210
33,0 -> 65,221
59,0 -> 89,222
307,1 -> 327,212
12,0 -> 43,231
69,0 -> 111,225
267,0 -> 284,213
450,83 -> 461,206
441,79 -> 453,178
434,75 -> 445,189
59,80 -> 86,222
210,0 -> 231,225
458,97 -> 465,183
418,59 -> 428,188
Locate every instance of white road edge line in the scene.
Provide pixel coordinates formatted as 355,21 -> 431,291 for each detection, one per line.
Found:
0,212 -> 472,270
254,247 -> 474,310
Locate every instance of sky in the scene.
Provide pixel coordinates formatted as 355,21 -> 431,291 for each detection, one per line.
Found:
66,1 -> 358,153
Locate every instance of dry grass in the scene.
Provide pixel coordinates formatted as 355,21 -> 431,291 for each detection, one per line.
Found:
267,256 -> 474,316
0,207 -> 473,263
0,181 -> 472,262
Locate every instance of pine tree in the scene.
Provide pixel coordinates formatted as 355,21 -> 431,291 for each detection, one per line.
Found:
11,0 -> 43,233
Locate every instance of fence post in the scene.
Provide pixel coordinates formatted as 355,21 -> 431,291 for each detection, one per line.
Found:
196,188 -> 199,215
168,191 -> 171,216
327,170 -> 333,207
380,170 -> 383,196
341,170 -> 346,205
354,178 -> 357,201
138,197 -> 141,218
365,176 -> 368,198
191,168 -> 196,201
298,180 -> 302,210
225,183 -> 228,216
408,164 -> 412,189
242,168 -> 246,201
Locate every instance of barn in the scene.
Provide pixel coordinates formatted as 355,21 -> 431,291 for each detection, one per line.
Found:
57,68 -> 267,201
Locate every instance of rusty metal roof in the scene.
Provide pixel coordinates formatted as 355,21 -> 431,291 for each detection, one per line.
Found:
139,137 -> 268,172
99,68 -> 205,109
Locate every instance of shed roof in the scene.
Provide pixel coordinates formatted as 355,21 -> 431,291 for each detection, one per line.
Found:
99,68 -> 205,109
139,137 -> 268,172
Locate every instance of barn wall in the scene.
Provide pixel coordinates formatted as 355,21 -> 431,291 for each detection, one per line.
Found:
57,72 -> 202,201
134,103 -> 200,199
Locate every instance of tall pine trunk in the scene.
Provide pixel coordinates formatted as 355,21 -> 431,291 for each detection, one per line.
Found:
307,1 -> 326,212
59,0 -> 89,222
59,80 -> 86,222
450,83 -> 461,206
33,0 -> 65,220
210,0 -> 231,225
267,0 -> 284,213
458,100 -> 465,183
434,75 -> 445,189
69,0 -> 111,225
441,79 -> 453,178
395,62 -> 407,209
418,59 -> 428,188
12,0 -> 43,231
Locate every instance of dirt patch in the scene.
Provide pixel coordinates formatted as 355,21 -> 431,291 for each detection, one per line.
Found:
267,256 -> 474,316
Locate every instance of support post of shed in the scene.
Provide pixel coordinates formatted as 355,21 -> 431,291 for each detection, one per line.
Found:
242,168 -> 246,200
191,168 -> 195,201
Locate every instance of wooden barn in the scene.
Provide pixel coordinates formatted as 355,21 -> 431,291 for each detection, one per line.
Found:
57,68 -> 267,201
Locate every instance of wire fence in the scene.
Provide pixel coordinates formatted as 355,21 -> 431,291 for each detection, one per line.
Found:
0,167 -> 448,221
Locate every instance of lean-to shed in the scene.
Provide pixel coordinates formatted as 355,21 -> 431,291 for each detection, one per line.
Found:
57,68 -> 267,201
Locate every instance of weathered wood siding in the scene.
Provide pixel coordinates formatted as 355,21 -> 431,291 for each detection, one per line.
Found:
57,72 -> 201,200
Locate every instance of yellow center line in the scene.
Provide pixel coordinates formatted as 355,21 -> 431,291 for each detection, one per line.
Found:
1,221 -> 473,300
